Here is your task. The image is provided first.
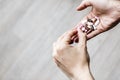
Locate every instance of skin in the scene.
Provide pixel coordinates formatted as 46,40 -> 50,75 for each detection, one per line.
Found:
53,28 -> 94,80
52,0 -> 120,80
76,0 -> 120,39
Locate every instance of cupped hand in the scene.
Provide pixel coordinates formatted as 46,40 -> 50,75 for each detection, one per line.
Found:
77,0 -> 120,39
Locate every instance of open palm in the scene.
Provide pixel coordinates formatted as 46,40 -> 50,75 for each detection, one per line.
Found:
77,0 -> 120,39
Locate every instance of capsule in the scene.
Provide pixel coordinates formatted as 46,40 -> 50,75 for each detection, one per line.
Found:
77,16 -> 100,34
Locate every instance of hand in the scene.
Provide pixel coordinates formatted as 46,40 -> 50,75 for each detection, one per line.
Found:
76,0 -> 120,39
53,29 -> 94,80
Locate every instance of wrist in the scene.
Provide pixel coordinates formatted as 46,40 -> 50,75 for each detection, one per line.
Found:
72,65 -> 94,80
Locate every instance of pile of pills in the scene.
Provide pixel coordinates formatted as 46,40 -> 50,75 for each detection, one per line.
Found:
77,17 -> 100,34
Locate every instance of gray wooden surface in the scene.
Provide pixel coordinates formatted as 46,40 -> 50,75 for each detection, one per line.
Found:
0,0 -> 120,80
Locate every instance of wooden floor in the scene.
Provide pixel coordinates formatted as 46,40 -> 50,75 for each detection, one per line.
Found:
0,0 -> 120,80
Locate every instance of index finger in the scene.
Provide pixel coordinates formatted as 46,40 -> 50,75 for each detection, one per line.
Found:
62,29 -> 77,44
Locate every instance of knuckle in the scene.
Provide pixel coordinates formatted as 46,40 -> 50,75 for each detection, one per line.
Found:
52,45 -> 66,58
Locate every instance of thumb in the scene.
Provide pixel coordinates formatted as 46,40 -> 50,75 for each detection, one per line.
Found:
77,29 -> 87,46
76,0 -> 92,11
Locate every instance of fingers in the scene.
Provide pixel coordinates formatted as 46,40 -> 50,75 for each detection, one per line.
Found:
61,29 -> 77,44
87,29 -> 103,39
76,0 -> 92,11
77,29 -> 87,46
